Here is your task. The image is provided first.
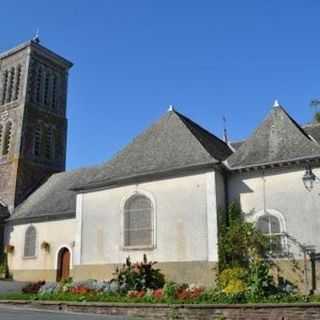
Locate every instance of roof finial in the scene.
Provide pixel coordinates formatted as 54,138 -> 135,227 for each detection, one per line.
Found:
168,105 -> 175,112
223,116 -> 228,143
32,28 -> 40,44
273,99 -> 280,108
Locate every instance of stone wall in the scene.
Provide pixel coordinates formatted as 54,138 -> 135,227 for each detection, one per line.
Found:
2,301 -> 320,320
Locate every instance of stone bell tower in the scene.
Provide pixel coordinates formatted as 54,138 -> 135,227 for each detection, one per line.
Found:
0,39 -> 73,213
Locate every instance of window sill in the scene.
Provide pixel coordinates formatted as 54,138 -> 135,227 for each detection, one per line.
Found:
22,256 -> 37,260
122,245 -> 155,251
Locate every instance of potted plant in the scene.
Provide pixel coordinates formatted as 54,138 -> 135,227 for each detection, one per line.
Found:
4,244 -> 14,254
41,241 -> 50,252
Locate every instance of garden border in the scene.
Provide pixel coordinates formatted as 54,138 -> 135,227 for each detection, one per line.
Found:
1,300 -> 320,319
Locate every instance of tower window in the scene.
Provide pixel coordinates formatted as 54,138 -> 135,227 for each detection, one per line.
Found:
0,124 -> 3,152
51,75 -> 57,109
28,62 -> 36,103
33,125 -> 42,157
14,65 -> 22,101
45,126 -> 54,160
1,70 -> 9,105
7,67 -> 15,103
36,66 -> 43,104
44,71 -> 50,105
2,121 -> 13,155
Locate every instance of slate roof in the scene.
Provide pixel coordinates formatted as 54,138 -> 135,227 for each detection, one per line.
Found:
76,109 -> 232,190
0,200 -> 9,219
9,166 -> 100,223
9,109 -> 231,222
303,123 -> 320,143
229,141 -> 244,151
226,105 -> 320,169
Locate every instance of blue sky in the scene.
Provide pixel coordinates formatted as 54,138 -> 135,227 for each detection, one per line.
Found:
2,1 -> 320,169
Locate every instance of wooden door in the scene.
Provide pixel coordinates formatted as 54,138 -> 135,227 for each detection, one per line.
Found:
57,247 -> 70,282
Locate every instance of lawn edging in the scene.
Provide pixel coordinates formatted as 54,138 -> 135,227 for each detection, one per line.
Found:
1,300 -> 320,319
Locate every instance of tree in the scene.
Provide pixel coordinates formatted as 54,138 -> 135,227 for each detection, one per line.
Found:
310,99 -> 320,123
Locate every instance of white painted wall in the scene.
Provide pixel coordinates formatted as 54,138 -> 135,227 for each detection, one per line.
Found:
7,169 -> 224,273
6,219 -> 77,271
228,166 -> 320,258
77,171 -> 222,265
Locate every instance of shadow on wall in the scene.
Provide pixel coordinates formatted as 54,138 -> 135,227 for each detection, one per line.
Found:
228,179 -> 253,208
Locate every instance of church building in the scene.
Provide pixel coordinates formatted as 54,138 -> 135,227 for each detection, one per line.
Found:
1,40 -> 320,290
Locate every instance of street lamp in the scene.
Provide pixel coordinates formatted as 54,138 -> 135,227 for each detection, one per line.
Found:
303,163 -> 317,191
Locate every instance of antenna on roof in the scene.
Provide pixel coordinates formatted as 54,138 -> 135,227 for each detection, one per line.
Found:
223,116 -> 228,143
273,99 -> 280,108
32,28 -> 40,44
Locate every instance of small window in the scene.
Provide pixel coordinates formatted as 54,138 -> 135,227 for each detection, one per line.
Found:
36,66 -> 43,104
45,126 -> 54,160
24,226 -> 37,258
33,125 -> 42,157
0,124 -> 3,151
256,214 -> 284,256
44,71 -> 50,105
2,121 -> 12,155
124,195 -> 153,248
1,70 -> 9,105
51,75 -> 57,109
7,67 -> 15,103
14,65 -> 22,101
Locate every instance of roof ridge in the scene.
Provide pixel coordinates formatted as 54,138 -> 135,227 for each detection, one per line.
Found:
173,110 -> 232,161
227,104 -> 320,169
303,122 -> 320,128
276,105 -> 313,142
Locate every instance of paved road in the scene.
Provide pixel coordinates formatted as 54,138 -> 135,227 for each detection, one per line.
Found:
0,306 -> 137,320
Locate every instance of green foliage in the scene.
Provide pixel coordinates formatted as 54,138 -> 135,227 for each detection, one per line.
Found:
163,281 -> 179,300
218,203 -> 268,270
218,267 -> 248,295
246,259 -> 277,300
0,288 -> 315,305
113,254 -> 165,291
315,112 -> 320,123
0,253 -> 9,278
217,203 -> 289,300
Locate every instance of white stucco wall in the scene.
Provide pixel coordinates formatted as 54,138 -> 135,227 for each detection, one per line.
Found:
7,219 -> 77,271
228,166 -> 320,258
76,171 -> 223,266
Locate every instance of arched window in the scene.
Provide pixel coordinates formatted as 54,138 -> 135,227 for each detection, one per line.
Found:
36,66 -> 43,103
0,124 -> 3,152
2,121 -> 12,155
14,65 -> 22,101
7,67 -> 15,103
44,70 -> 50,105
1,70 -> 9,105
124,194 -> 153,248
51,75 -> 57,109
256,213 -> 284,255
33,124 -> 42,157
28,62 -> 36,103
24,225 -> 37,257
45,126 -> 54,160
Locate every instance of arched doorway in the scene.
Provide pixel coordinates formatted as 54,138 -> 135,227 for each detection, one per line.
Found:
56,247 -> 71,282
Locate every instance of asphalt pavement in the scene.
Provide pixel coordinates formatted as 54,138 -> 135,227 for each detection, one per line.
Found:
0,306 -> 138,320
0,281 -> 27,294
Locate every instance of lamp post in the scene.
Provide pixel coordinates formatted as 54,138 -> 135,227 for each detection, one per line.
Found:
303,163 -> 317,191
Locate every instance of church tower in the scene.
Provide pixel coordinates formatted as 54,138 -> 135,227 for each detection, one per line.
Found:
0,39 -> 73,213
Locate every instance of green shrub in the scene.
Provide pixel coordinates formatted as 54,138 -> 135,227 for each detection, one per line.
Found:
113,254 -> 165,291
218,267 -> 248,295
218,203 -> 268,270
